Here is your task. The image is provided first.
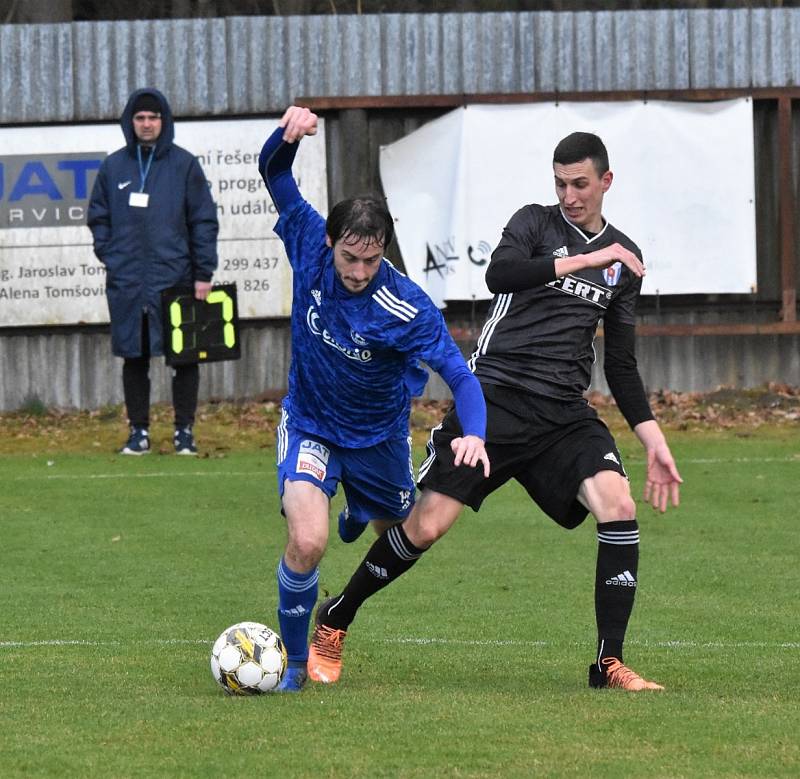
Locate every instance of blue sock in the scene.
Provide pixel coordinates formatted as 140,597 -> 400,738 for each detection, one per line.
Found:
276,557 -> 319,663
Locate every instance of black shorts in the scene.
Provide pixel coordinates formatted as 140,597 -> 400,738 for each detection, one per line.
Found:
417,383 -> 627,529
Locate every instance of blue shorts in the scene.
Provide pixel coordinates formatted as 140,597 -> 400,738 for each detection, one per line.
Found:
276,414 -> 416,525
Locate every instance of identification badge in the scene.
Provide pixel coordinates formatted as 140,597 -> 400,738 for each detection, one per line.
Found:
129,192 -> 149,208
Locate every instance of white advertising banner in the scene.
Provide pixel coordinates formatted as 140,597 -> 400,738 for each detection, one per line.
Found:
379,101 -> 756,306
0,118 -> 327,326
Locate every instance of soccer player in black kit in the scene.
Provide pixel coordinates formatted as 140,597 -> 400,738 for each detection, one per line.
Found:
307,131 -> 683,692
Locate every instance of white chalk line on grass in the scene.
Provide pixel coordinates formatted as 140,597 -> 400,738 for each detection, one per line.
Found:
1,637 -> 797,651
13,471 -> 264,481
382,637 -> 800,650
10,455 -> 800,483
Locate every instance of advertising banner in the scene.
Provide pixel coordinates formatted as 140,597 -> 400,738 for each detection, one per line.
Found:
0,118 -> 327,326
379,101 -> 756,306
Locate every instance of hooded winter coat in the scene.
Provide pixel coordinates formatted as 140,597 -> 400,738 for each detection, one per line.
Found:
87,88 -> 218,357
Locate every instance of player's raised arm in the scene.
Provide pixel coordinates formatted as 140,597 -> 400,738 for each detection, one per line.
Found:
258,106 -> 319,213
279,105 -> 318,142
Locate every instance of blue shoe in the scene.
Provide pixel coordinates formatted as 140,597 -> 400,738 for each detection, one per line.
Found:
275,664 -> 308,693
174,426 -> 197,455
338,507 -> 367,543
119,427 -> 150,455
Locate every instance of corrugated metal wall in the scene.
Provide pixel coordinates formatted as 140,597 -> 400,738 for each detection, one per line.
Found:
0,324 -> 292,411
2,9 -> 800,410
6,9 -> 800,123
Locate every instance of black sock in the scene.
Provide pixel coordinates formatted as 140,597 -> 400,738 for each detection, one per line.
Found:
321,523 -> 426,631
595,520 -> 639,665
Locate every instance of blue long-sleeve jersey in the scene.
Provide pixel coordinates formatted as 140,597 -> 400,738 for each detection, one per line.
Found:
259,126 -> 485,448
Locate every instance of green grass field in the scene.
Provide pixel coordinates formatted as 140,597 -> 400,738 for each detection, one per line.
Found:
1,415 -> 798,778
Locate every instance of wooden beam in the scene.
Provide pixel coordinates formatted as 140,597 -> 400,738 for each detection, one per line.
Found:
449,321 -> 800,340
632,321 -> 800,336
295,87 -> 800,111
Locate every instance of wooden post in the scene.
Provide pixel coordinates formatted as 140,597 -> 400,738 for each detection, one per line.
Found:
778,96 -> 797,322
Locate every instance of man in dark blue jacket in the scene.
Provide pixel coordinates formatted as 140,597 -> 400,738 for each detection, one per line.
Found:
88,88 -> 218,455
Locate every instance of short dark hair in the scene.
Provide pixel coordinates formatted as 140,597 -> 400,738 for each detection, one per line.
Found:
325,196 -> 394,249
553,132 -> 609,176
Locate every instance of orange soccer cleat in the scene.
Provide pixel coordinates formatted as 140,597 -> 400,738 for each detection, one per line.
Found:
589,657 -> 665,691
307,599 -> 348,683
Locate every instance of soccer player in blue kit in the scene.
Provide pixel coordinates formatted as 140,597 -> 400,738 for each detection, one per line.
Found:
259,106 -> 490,692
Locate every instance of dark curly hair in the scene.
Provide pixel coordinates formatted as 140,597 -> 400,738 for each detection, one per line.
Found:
325,196 -> 394,249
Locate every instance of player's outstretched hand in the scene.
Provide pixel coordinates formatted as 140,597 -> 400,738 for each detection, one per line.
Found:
585,243 -> 646,278
450,435 -> 490,478
280,106 -> 318,143
643,443 -> 683,513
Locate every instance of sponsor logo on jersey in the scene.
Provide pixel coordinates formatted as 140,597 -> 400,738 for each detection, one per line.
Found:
552,245 -> 569,258
305,304 -> 373,362
350,330 -> 369,346
546,274 -> 612,307
306,305 -> 322,335
296,439 -> 330,481
603,261 -> 622,287
297,457 -> 325,481
300,440 -> 330,463
311,289 -> 322,305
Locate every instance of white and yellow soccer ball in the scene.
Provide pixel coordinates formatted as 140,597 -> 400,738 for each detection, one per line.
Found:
210,621 -> 287,694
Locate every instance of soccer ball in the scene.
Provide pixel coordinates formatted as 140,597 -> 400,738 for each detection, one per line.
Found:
210,621 -> 287,694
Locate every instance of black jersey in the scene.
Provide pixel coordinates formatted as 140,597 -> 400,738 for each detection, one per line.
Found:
469,204 -> 643,402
